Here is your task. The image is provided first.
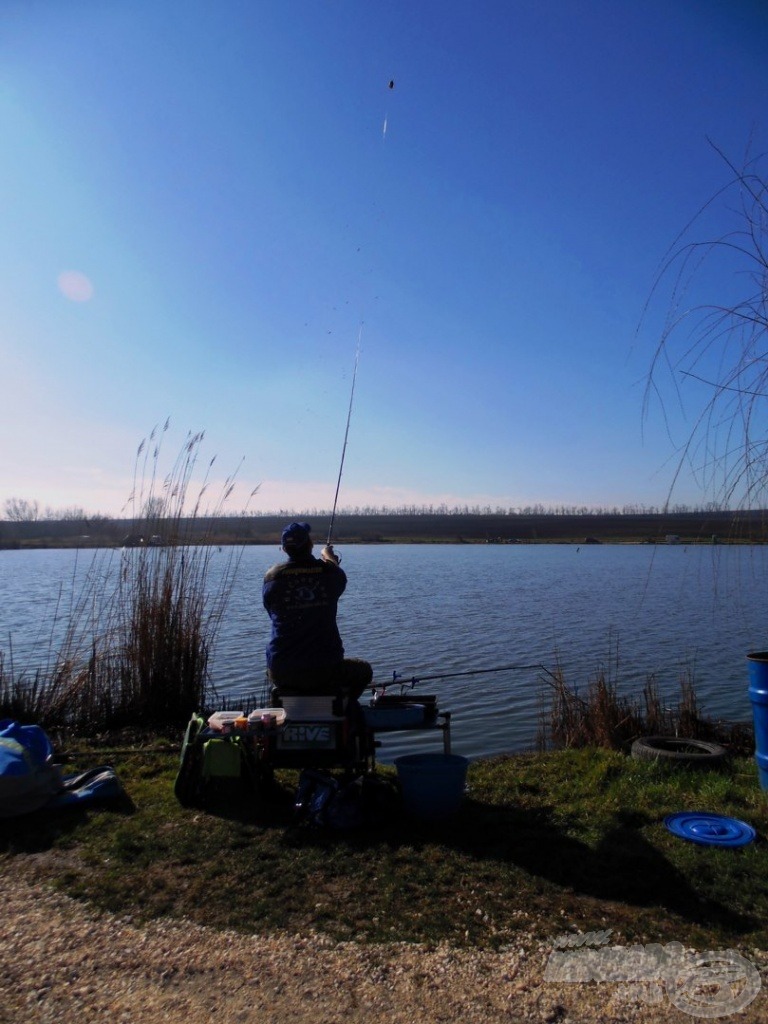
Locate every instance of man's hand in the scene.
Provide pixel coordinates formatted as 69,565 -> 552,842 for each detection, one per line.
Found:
321,544 -> 341,565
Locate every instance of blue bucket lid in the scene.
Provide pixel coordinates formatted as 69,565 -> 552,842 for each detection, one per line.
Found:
664,812 -> 756,847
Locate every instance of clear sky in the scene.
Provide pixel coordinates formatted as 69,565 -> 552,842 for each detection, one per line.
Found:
1,0 -> 767,517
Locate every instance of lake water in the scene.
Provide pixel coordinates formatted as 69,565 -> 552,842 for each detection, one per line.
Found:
2,544 -> 768,761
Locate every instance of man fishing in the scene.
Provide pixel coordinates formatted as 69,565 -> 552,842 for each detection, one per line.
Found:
262,521 -> 373,700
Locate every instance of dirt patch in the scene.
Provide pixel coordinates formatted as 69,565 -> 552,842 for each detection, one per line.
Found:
2,865 -> 766,1024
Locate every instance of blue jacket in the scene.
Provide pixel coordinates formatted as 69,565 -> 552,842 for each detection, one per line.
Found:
263,555 -> 347,675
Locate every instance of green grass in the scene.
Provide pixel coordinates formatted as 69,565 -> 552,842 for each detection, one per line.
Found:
2,746 -> 768,951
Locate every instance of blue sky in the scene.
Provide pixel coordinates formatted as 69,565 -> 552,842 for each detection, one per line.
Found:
1,0 -> 767,516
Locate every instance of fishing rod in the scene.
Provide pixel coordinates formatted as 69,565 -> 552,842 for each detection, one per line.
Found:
326,326 -> 362,548
383,662 -> 547,689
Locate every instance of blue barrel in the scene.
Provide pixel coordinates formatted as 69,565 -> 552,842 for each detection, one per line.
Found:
394,752 -> 469,818
747,652 -> 768,790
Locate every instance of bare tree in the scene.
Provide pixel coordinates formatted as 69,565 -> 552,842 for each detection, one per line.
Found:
42,505 -> 88,522
141,496 -> 166,520
644,142 -> 768,508
3,497 -> 40,521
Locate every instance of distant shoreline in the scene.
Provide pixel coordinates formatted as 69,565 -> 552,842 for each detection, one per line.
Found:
1,510 -> 766,549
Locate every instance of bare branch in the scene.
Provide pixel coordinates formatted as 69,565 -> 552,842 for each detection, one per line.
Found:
644,143 -> 768,508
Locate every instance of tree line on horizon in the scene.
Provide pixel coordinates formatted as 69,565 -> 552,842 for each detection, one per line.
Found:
1,495 -> 744,524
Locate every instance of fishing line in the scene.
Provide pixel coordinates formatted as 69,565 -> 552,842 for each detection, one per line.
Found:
382,78 -> 394,140
327,81 -> 393,544
327,325 -> 363,546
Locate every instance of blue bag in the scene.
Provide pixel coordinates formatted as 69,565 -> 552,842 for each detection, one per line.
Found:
0,719 -> 63,817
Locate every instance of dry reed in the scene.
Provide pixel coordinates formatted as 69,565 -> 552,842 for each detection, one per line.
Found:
0,425 -> 255,733
537,661 -> 752,754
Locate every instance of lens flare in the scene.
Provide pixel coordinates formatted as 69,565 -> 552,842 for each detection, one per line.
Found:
57,270 -> 94,302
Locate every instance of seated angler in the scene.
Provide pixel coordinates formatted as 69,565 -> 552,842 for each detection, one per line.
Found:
262,522 -> 373,701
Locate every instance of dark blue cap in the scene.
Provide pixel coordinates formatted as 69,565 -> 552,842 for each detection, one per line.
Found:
281,522 -> 312,550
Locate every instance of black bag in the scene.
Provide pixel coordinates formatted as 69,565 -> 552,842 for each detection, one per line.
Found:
293,769 -> 401,830
293,769 -> 365,830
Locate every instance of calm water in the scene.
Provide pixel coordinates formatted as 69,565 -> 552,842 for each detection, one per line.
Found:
2,544 -> 768,761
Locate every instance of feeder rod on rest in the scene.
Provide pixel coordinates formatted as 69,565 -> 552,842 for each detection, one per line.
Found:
327,327 -> 362,548
386,663 -> 547,687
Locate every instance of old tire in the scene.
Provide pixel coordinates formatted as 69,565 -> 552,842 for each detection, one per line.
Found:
630,736 -> 727,766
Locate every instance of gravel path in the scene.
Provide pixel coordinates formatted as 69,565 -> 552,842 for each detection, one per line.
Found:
2,872 -> 765,1024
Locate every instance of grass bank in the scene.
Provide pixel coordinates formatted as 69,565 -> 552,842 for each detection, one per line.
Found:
3,745 -> 767,952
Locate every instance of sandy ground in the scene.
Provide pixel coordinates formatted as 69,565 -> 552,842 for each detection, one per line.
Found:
1,869 -> 766,1024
